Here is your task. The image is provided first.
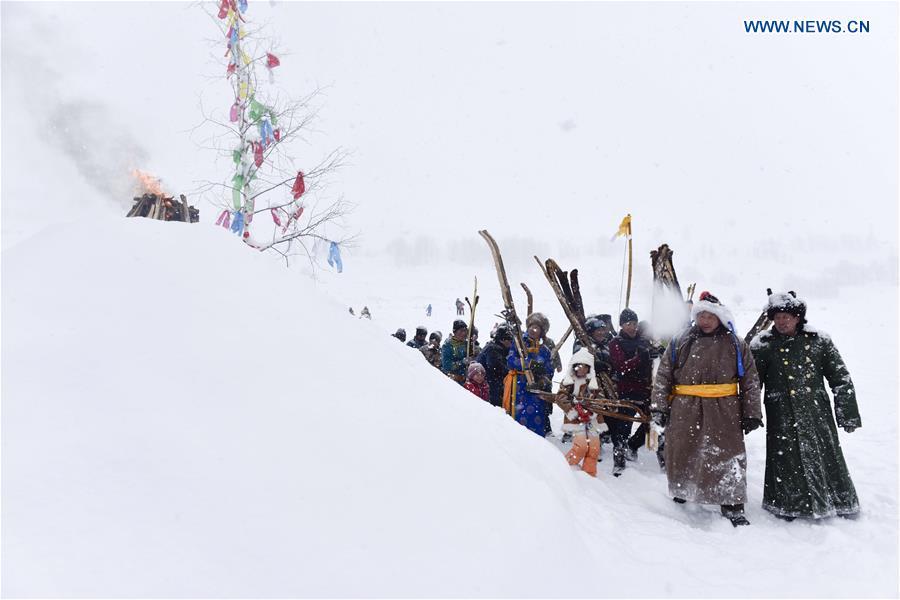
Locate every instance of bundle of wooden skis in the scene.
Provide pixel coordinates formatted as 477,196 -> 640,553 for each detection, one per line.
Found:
533,254 -> 646,419
744,287 -> 774,343
529,389 -> 651,424
650,243 -> 683,298
478,230 -> 534,395
477,229 -> 652,424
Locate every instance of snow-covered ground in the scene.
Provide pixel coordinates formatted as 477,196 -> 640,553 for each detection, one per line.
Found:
2,218 -> 897,597
3,1 -> 897,597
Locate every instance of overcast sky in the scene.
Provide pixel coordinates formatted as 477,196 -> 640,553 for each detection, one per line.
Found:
2,1 -> 897,269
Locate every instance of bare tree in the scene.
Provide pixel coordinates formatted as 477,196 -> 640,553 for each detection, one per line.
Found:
192,0 -> 355,269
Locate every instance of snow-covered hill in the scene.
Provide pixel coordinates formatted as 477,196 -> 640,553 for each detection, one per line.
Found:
2,218 -> 896,597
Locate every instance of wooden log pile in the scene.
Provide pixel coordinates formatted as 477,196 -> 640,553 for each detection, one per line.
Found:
127,193 -> 199,223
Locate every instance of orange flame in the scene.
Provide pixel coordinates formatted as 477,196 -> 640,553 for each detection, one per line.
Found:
131,169 -> 168,197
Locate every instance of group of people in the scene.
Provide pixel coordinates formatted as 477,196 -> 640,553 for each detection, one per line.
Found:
392,290 -> 861,526
349,306 -> 371,319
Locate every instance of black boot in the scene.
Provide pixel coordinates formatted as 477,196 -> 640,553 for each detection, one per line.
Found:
627,422 -> 647,455
612,449 -> 626,477
721,504 -> 750,526
673,497 -> 687,504
624,446 -> 638,462
774,514 -> 795,522
656,432 -> 666,470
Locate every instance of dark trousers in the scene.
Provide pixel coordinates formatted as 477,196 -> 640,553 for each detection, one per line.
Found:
606,408 -> 636,454
487,379 -> 504,408
628,422 -> 648,452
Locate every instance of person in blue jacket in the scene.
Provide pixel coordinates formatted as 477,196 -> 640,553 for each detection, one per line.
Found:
505,312 -> 554,436
441,319 -> 469,384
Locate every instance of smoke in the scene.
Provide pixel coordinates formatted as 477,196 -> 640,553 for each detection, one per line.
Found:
2,3 -> 151,210
650,282 -> 690,341
46,100 -> 150,207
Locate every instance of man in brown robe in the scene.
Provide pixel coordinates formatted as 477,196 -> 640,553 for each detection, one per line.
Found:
651,291 -> 763,526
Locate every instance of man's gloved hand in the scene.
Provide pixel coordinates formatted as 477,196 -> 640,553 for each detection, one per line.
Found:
531,362 -> 547,378
651,410 -> 668,428
843,425 -> 857,433
741,417 -> 764,435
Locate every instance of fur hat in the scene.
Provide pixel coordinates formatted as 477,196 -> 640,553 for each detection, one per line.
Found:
691,291 -> 737,331
492,324 -> 513,341
452,319 -> 468,332
584,317 -> 604,335
429,331 -> 443,342
619,308 -> 638,325
766,290 -> 807,323
525,312 -> 550,336
466,361 -> 486,380
393,328 -> 407,342
585,314 -> 616,337
561,348 -> 599,390
415,326 -> 427,337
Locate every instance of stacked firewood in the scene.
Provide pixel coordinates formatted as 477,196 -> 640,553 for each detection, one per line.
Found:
127,194 -> 199,223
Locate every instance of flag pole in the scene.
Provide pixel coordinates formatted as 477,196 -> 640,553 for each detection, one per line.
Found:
625,215 -> 633,308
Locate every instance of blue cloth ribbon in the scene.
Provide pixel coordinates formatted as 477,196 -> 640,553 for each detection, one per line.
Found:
231,210 -> 244,235
238,0 -> 248,13
327,241 -> 343,273
258,119 -> 274,149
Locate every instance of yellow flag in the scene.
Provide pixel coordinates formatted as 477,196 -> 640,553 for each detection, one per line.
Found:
612,214 -> 632,240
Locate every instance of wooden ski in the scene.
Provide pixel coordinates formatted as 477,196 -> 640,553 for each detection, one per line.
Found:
520,282 -> 534,316
533,256 -> 597,357
534,255 -> 621,403
478,231 -> 534,388
531,390 -> 651,424
465,277 -> 479,358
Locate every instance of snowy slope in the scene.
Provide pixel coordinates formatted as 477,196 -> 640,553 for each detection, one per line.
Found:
3,218 -> 897,597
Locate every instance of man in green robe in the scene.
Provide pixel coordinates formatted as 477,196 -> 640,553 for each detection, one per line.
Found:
750,291 -> 861,520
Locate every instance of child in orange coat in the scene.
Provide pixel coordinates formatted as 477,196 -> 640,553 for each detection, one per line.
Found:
557,348 -> 603,476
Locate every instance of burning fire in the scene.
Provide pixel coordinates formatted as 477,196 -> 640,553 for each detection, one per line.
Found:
131,169 -> 168,197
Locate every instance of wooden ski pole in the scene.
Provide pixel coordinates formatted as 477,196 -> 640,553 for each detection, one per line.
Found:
549,325 -> 574,364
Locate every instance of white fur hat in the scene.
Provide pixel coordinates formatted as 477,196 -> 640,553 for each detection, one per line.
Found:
562,347 -> 599,390
690,291 -> 737,331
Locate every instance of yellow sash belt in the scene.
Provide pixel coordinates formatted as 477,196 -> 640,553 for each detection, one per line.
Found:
671,383 -> 739,398
502,370 -> 525,419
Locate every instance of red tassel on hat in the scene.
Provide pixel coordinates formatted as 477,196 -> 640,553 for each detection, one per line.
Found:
291,171 -> 305,200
